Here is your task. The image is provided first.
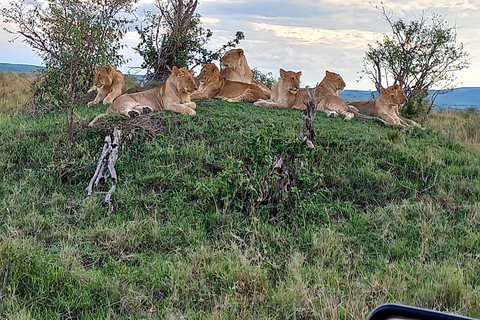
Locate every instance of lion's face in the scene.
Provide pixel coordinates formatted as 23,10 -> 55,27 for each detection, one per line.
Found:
172,66 -> 198,94
220,49 -> 245,70
279,69 -> 302,94
325,71 -> 346,91
198,63 -> 221,84
93,65 -> 114,88
382,84 -> 407,105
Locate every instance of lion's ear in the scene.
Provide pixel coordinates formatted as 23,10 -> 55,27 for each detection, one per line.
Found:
172,66 -> 180,75
104,65 -> 112,73
280,68 -> 287,78
296,71 -> 302,78
326,70 -> 333,77
95,65 -> 101,71
237,49 -> 244,56
189,70 -> 194,76
380,87 -> 387,95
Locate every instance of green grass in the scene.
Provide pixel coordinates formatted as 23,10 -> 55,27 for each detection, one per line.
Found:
1,101 -> 480,319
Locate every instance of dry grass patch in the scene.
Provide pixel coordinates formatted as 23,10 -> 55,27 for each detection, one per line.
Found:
426,108 -> 480,151
0,72 -> 34,114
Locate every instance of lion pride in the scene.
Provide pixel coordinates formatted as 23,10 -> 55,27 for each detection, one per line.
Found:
191,63 -> 267,102
88,67 -> 197,127
349,84 -> 421,127
87,65 -> 126,106
315,70 -> 355,120
254,68 -> 307,110
220,49 -> 272,99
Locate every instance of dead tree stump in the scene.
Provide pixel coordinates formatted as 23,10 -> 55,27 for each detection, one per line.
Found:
301,87 -> 317,149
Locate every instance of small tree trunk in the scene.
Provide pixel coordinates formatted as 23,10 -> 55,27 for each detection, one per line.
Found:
300,88 -> 317,149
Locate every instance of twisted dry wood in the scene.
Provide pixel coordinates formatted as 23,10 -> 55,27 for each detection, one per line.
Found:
86,128 -> 121,209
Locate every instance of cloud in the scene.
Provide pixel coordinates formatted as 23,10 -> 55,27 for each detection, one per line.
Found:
200,17 -> 220,24
252,23 -> 384,49
311,0 -> 480,12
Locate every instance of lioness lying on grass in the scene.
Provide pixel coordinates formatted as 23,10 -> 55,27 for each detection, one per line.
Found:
349,84 -> 422,127
254,68 -> 307,110
191,63 -> 268,102
315,70 -> 355,120
88,66 -> 197,127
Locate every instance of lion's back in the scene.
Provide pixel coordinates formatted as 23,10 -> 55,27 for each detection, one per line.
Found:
219,80 -> 267,101
349,100 -> 378,116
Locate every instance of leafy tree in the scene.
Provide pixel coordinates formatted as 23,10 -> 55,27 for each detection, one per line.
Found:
2,0 -> 136,144
252,68 -> 277,89
134,0 -> 244,81
361,6 -> 469,123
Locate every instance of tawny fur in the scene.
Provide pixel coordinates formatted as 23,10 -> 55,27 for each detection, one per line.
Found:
349,84 -> 422,127
191,63 -> 268,102
315,70 -> 355,120
254,68 -> 307,110
220,48 -> 272,99
87,65 -> 126,106
88,67 -> 197,127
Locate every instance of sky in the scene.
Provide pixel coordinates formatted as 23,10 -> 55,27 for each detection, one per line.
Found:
0,0 -> 479,90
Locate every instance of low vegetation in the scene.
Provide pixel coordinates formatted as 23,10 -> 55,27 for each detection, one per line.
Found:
1,77 -> 480,318
0,72 -> 34,114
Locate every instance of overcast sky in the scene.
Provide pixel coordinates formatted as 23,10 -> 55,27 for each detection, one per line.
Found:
0,0 -> 479,90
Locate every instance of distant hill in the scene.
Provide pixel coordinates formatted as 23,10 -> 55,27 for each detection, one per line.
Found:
1,62 -> 478,109
0,62 -> 44,73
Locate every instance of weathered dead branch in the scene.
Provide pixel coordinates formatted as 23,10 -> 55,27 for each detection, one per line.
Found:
86,128 -> 121,212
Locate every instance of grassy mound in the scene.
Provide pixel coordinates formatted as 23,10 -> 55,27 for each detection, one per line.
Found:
1,101 -> 479,319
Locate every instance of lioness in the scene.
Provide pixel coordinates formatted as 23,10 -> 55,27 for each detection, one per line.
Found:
191,63 -> 267,102
315,70 -> 355,120
87,65 -> 126,106
220,48 -> 272,98
349,84 -> 421,127
254,68 -> 307,109
88,66 -> 197,127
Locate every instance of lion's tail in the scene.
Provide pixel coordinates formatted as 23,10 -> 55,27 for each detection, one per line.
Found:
88,111 -> 110,127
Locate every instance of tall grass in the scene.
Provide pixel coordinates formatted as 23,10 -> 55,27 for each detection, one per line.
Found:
1,98 -> 480,319
0,72 -> 35,114
426,108 -> 480,150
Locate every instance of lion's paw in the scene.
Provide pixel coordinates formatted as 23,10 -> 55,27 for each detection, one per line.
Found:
142,106 -> 153,114
185,108 -> 196,116
128,110 -> 140,118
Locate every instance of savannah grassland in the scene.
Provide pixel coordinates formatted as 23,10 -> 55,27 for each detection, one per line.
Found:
1,72 -> 480,319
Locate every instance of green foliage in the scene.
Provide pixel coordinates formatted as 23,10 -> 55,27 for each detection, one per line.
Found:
2,102 -> 480,318
252,67 -> 277,88
401,88 -> 430,119
362,7 -> 470,120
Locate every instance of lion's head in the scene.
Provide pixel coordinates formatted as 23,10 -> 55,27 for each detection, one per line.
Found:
220,49 -> 246,71
325,70 -> 346,92
381,84 -> 407,106
279,69 -> 302,94
172,66 -> 198,94
197,63 -> 221,84
93,65 -> 115,88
